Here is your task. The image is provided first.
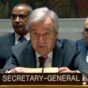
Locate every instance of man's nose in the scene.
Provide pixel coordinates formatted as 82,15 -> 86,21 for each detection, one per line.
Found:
38,35 -> 44,42
15,16 -> 20,22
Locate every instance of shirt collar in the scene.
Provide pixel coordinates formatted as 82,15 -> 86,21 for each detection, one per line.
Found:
15,32 -> 30,44
36,51 -> 52,59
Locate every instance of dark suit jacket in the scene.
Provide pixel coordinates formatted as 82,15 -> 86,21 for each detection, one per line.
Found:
0,33 -> 15,68
3,39 -> 88,74
76,39 -> 87,60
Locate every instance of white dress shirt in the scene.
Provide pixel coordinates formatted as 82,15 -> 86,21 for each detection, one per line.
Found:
86,51 -> 88,63
15,33 -> 30,44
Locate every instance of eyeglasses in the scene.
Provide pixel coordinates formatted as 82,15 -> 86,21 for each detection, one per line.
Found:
30,31 -> 53,39
84,28 -> 88,32
11,14 -> 27,19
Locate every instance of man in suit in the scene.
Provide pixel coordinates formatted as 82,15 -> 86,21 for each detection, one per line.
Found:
0,4 -> 32,68
3,7 -> 88,74
76,17 -> 88,64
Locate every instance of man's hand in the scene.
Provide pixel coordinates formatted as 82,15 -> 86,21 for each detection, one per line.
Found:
7,67 -> 28,73
7,67 -> 79,73
58,67 -> 78,73
7,67 -> 59,73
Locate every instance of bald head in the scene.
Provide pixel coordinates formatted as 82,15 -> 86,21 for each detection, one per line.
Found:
12,3 -> 32,14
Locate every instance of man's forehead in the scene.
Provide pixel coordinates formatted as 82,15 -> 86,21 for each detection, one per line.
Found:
12,6 -> 29,12
14,6 -> 27,9
12,7 -> 29,15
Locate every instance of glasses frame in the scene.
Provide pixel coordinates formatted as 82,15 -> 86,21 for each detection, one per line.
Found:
11,14 -> 28,19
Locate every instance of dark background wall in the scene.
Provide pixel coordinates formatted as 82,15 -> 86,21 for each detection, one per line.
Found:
0,0 -> 88,19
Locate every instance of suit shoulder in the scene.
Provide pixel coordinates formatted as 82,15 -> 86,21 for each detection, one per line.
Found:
59,39 -> 81,60
0,33 -> 13,39
59,39 -> 76,47
12,41 -> 30,54
58,39 -> 79,52
0,33 -> 14,42
0,33 -> 15,47
76,39 -> 85,46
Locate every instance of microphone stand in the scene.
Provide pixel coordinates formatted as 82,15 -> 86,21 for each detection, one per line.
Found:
42,61 -> 45,73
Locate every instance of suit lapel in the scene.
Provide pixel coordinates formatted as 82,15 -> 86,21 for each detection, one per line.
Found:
82,46 -> 87,60
52,40 -> 64,67
8,33 -> 15,45
3,33 -> 15,60
25,44 -> 36,68
79,39 -> 87,58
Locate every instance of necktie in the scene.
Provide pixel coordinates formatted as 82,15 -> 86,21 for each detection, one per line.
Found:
19,37 -> 26,42
39,55 -> 48,67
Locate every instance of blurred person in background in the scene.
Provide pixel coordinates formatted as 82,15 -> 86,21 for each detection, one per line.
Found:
0,3 -> 32,69
76,17 -> 88,64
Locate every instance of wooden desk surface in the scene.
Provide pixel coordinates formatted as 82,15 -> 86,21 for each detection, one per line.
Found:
0,85 -> 88,88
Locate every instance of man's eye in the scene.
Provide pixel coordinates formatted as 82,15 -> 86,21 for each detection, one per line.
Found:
19,14 -> 27,19
11,14 -> 17,18
11,14 -> 27,19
